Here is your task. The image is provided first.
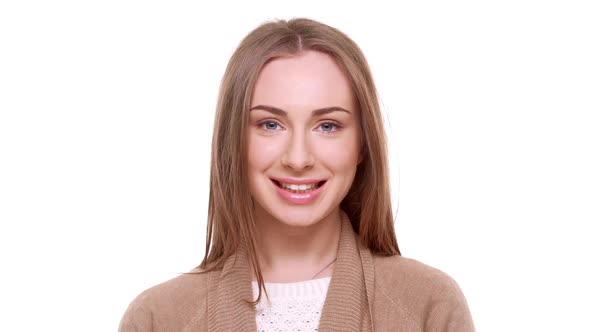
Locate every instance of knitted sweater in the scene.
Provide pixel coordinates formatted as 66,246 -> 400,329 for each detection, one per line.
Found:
119,211 -> 475,331
252,276 -> 331,331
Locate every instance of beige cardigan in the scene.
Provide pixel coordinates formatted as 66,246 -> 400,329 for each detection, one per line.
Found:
119,212 -> 475,331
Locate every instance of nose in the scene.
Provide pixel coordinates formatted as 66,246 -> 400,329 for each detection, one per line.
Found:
280,129 -> 315,171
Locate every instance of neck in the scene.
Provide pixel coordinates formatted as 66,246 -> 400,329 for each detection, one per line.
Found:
253,207 -> 342,283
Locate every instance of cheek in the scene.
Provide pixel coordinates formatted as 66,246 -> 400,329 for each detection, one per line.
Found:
316,134 -> 361,174
247,134 -> 284,171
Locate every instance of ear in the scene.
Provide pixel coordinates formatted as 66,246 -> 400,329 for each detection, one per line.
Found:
357,148 -> 364,165
356,123 -> 364,165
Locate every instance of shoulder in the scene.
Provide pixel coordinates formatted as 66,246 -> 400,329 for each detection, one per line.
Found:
118,268 -> 210,332
373,255 -> 461,295
372,255 -> 475,331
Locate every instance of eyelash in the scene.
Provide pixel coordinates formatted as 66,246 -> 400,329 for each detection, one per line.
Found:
256,120 -> 342,134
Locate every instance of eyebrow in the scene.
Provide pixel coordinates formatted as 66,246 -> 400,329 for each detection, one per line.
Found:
249,105 -> 352,117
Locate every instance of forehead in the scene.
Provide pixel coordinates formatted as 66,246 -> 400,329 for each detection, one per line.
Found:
250,50 -> 356,112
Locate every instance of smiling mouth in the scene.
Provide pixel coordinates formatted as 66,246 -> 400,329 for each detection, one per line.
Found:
271,179 -> 327,193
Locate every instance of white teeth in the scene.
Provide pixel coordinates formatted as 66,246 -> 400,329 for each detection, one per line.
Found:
279,182 -> 319,191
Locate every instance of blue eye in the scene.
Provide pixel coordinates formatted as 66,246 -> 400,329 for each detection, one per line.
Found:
259,120 -> 282,131
318,122 -> 340,133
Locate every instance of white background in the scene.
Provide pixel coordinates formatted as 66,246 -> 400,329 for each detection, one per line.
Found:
1,0 -> 589,331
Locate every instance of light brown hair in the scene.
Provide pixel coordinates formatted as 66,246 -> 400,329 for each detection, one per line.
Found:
198,17 -> 400,304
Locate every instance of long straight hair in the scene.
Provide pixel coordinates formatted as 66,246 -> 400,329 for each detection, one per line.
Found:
198,18 -> 400,304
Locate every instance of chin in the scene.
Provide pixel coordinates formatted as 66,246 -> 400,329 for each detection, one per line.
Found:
263,199 -> 339,229
272,209 -> 323,227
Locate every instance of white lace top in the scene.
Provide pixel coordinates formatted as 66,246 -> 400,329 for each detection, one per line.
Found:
252,277 -> 332,332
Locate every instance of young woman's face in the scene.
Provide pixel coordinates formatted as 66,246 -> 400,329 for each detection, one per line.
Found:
247,50 -> 362,227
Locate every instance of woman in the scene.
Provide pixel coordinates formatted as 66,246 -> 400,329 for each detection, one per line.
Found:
119,18 -> 474,332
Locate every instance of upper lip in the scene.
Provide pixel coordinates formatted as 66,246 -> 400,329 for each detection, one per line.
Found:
271,177 -> 327,185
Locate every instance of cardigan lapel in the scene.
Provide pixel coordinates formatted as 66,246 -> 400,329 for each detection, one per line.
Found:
317,210 -> 375,332
206,209 -> 375,332
207,246 -> 257,332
